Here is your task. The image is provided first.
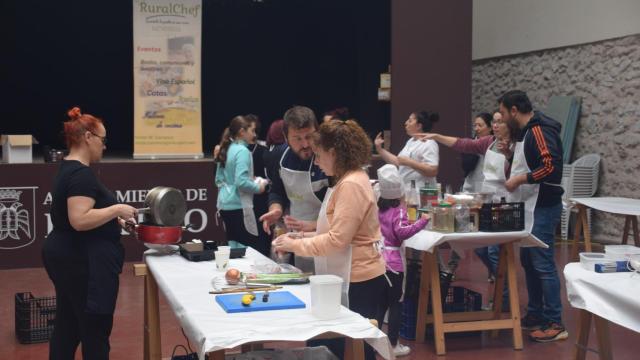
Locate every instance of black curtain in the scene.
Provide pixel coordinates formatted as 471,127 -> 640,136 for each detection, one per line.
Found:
1,0 -> 390,155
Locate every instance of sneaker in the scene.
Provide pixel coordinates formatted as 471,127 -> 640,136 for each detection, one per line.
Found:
520,313 -> 546,330
480,300 -> 511,312
393,343 -> 411,357
488,274 -> 495,283
529,322 -> 569,343
439,271 -> 454,283
481,301 -> 493,311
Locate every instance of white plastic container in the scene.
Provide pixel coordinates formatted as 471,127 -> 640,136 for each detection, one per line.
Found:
604,245 -> 640,261
309,275 -> 343,319
579,252 -> 611,271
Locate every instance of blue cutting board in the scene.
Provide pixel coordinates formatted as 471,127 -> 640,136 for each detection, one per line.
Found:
215,291 -> 306,313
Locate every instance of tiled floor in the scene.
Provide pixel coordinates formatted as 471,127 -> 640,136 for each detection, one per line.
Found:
2,242 -> 638,359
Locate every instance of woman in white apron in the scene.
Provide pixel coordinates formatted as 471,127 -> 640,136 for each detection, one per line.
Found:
214,116 -> 266,250
374,110 -> 440,192
461,113 -> 493,192
418,113 -> 516,277
273,120 -> 386,360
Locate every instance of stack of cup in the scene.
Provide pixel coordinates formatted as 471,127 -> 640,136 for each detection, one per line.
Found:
215,245 -> 230,271
309,275 -> 344,319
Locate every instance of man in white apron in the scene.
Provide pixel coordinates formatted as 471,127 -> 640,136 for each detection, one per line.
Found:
499,90 -> 567,343
259,106 -> 329,273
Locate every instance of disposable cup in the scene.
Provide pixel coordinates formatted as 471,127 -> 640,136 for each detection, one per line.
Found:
309,275 -> 343,319
215,251 -> 230,271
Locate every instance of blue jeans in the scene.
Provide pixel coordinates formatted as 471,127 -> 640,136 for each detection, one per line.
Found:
475,245 -> 509,305
520,203 -> 563,323
474,245 -> 500,276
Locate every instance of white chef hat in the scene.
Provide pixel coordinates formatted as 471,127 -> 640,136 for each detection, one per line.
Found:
377,164 -> 404,199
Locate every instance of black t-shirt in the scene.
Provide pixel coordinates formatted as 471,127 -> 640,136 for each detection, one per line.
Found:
43,159 -> 123,314
49,160 -> 120,237
47,160 -> 121,249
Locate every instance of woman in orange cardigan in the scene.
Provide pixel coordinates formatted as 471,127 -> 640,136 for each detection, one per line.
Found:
273,119 -> 386,360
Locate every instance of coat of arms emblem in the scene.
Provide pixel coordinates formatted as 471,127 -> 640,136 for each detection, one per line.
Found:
0,189 -> 32,242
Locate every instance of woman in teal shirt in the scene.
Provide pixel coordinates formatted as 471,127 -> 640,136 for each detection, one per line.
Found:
215,116 -> 266,249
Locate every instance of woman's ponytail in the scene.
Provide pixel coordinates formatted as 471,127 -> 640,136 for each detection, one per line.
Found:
214,116 -> 251,167
215,127 -> 232,167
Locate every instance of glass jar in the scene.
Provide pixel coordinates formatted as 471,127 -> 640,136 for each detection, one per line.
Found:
433,203 -> 454,233
454,203 -> 471,232
418,207 -> 433,230
420,188 -> 438,208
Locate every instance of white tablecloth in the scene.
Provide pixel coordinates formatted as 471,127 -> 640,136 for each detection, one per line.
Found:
564,262 -> 640,333
144,248 -> 393,359
570,197 -> 640,216
404,230 -> 546,255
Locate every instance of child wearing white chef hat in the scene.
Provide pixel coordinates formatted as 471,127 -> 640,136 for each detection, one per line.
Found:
376,164 -> 429,357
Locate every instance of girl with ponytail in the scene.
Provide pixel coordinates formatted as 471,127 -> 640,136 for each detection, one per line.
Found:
215,116 -> 266,250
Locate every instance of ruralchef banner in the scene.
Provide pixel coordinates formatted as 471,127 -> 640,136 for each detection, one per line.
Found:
133,0 -> 203,159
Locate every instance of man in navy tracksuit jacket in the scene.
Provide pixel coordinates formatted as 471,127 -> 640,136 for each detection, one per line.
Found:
500,90 -> 568,343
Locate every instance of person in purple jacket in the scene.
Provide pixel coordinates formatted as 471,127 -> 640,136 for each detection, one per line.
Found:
375,164 -> 429,357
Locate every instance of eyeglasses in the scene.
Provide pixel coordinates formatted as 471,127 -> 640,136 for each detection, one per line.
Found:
89,131 -> 107,145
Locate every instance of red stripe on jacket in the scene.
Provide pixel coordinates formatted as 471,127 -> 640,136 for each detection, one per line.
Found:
531,126 -> 554,181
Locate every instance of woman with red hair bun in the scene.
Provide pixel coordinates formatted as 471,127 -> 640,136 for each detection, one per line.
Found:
42,107 -> 137,359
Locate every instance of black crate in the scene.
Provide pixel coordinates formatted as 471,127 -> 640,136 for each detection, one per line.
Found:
400,259 -> 483,340
400,286 -> 483,340
443,286 -> 482,313
15,292 -> 56,344
479,202 -> 525,232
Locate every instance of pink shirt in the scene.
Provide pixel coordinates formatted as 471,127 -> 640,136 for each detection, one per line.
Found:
378,206 -> 428,272
452,136 -> 512,178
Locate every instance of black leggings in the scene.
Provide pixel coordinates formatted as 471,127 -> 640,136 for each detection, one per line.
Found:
219,209 -> 267,255
377,271 -> 404,345
43,257 -> 114,360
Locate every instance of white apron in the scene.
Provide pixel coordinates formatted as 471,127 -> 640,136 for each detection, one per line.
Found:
462,154 -> 485,193
382,243 -> 408,302
398,138 -> 438,193
314,187 -> 352,307
279,147 -> 324,273
239,145 -> 259,237
506,131 -> 539,232
481,139 -> 509,200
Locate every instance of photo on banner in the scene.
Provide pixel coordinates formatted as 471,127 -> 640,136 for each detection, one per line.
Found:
133,0 -> 203,159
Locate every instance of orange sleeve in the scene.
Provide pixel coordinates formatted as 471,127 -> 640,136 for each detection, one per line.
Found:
289,180 -> 368,257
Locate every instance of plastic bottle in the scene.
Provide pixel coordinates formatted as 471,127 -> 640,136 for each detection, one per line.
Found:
406,180 -> 420,223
